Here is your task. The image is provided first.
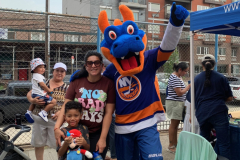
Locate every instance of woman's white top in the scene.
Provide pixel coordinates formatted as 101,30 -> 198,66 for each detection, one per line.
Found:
183,100 -> 200,134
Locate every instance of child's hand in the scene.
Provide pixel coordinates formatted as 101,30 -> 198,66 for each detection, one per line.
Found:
75,136 -> 86,147
64,136 -> 73,145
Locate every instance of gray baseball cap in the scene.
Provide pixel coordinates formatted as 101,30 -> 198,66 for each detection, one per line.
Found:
202,54 -> 215,62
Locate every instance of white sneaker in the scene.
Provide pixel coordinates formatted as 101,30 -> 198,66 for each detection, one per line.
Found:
38,110 -> 48,122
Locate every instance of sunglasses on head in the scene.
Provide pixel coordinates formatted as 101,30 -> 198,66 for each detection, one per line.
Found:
86,60 -> 102,67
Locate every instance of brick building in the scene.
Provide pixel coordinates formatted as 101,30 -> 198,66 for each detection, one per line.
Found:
147,0 -> 240,76
0,10 -> 97,82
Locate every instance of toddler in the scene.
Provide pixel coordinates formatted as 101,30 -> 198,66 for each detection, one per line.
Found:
25,58 -> 56,122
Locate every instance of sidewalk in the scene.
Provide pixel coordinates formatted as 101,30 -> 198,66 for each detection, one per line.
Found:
22,131 -> 176,160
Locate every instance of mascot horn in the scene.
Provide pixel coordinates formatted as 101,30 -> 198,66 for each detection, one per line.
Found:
70,2 -> 189,160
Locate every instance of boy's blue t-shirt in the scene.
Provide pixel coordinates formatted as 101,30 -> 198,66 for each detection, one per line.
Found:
193,70 -> 232,126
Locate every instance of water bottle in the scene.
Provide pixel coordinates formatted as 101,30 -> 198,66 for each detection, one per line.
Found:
15,114 -> 22,125
93,151 -> 103,160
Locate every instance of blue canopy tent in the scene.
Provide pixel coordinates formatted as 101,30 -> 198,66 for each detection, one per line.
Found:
189,1 -> 240,133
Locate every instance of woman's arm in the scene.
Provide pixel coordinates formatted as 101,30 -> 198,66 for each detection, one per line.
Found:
174,84 -> 191,97
54,99 -> 72,146
96,103 -> 115,153
26,90 -> 45,105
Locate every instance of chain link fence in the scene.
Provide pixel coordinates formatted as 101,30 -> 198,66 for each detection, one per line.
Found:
0,9 -> 98,145
0,9 -> 240,145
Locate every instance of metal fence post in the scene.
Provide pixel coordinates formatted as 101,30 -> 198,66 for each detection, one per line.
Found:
45,0 -> 50,78
214,34 -> 218,71
97,26 -> 101,53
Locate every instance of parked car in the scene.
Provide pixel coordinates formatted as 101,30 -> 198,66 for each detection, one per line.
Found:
0,75 -> 72,124
0,81 -> 31,124
158,79 -> 168,107
226,77 -> 240,101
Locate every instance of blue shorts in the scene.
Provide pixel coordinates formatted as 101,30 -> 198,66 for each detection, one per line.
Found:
32,94 -> 53,105
115,124 -> 163,160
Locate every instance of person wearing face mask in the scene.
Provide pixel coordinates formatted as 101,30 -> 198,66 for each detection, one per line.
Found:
54,51 -> 115,160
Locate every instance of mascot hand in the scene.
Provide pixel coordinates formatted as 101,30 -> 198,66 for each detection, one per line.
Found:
169,2 -> 189,27
69,70 -> 80,82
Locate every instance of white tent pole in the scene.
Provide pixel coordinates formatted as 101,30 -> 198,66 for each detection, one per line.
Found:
190,31 -> 195,133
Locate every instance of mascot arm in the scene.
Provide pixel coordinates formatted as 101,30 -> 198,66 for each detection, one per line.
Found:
70,69 -> 80,82
157,3 -> 189,63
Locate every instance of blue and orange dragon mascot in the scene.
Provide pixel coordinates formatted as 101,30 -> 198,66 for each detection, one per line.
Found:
71,2 -> 189,160
99,3 -> 189,160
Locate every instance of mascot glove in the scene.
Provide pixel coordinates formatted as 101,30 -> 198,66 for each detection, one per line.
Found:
169,2 -> 189,27
69,70 -> 81,82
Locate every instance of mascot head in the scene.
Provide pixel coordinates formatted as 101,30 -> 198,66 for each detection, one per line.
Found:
98,5 -> 147,76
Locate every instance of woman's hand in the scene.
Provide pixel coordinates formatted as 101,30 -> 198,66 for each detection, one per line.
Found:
32,97 -> 45,105
75,136 -> 86,147
96,138 -> 106,153
55,128 -> 65,146
51,111 -> 60,121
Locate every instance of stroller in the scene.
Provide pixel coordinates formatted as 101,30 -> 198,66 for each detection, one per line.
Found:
0,114 -> 31,160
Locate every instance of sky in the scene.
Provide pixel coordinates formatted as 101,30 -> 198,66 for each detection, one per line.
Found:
0,0 -> 62,13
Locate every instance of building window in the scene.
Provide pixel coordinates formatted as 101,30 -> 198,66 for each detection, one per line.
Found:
232,48 -> 237,57
148,3 -> 160,12
197,5 -> 210,11
218,48 -> 226,56
167,5 -> 171,13
64,35 -> 81,42
195,65 -> 203,74
148,25 -> 160,34
231,65 -> 240,75
100,6 -> 112,19
8,31 -> 15,39
197,46 -> 209,55
217,65 -> 227,74
132,11 -> 139,21
219,35 -> 226,41
31,32 -> 45,41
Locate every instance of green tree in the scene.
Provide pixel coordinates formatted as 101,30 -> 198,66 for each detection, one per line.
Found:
163,48 -> 179,80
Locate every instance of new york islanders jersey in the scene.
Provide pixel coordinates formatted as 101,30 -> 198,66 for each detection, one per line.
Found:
103,47 -> 173,134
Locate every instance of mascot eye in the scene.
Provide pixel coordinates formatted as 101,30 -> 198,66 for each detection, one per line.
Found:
109,31 -> 117,40
127,25 -> 134,35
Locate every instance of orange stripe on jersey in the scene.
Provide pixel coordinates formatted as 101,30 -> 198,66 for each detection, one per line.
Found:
157,50 -> 173,62
115,101 -> 164,124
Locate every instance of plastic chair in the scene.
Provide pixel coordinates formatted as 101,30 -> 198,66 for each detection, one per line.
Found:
174,131 -> 217,160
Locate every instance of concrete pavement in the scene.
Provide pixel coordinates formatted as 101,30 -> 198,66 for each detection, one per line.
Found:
22,131 -> 176,160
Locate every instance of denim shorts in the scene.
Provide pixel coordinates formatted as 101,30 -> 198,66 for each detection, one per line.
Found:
32,94 -> 53,105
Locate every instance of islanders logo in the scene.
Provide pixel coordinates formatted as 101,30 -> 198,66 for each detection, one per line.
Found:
116,75 -> 141,101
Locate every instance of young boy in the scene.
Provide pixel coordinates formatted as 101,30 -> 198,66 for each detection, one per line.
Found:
25,58 -> 57,123
57,101 -> 91,160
